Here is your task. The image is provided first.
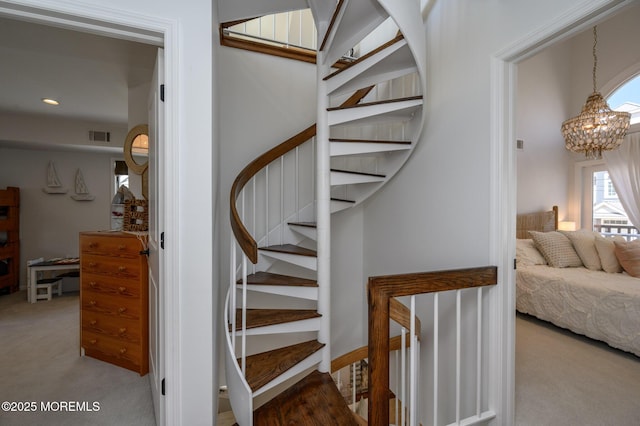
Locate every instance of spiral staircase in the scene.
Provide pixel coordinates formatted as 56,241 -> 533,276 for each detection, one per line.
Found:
224,0 -> 427,424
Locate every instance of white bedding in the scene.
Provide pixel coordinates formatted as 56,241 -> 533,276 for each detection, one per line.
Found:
516,264 -> 640,357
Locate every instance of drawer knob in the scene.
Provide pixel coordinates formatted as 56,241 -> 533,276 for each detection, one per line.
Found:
119,348 -> 127,355
89,320 -> 97,326
89,243 -> 97,249
90,339 -> 97,345
118,327 -> 127,335
118,307 -> 127,314
89,300 -> 97,306
118,266 -> 127,272
89,262 -> 97,267
118,244 -> 126,250
89,282 -> 98,288
118,287 -> 127,293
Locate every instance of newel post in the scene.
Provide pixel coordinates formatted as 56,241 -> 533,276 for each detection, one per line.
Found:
368,278 -> 391,425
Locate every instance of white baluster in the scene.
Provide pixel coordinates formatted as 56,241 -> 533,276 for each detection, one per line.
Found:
456,289 -> 461,424
241,255 -> 248,375
433,292 -> 439,426
352,361 -> 357,410
280,156 -> 284,244
476,287 -> 483,417
410,295 -> 417,426
265,166 -> 269,246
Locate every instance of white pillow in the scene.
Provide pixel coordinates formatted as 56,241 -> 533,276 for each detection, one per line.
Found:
529,231 -> 583,268
594,234 -> 625,273
516,239 -> 547,266
560,229 -> 602,271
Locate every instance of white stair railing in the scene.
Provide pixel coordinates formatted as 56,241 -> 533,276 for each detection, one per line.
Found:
368,267 -> 498,425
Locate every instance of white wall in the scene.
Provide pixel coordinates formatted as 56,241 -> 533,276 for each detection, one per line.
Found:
516,42 -> 574,219
0,147 -> 113,286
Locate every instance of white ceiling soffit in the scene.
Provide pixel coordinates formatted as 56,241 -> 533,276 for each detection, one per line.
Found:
218,0 -> 309,23
0,138 -> 121,154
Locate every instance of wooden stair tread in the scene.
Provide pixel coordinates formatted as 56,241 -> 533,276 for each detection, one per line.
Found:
239,271 -> 317,287
253,370 -> 359,426
287,221 -> 317,228
323,33 -> 405,81
331,197 -> 355,203
330,137 -> 411,145
331,168 -> 385,178
244,340 -> 325,392
260,244 -> 317,257
327,95 -> 422,111
232,309 -> 321,331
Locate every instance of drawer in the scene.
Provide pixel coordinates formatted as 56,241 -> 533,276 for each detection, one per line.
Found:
82,273 -> 140,299
80,235 -> 142,257
82,329 -> 143,370
81,291 -> 141,321
82,313 -> 141,344
82,254 -> 141,280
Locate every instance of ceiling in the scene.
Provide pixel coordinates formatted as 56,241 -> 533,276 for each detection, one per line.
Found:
0,16 -> 158,125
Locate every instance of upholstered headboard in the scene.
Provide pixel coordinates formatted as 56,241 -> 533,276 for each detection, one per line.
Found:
516,205 -> 558,239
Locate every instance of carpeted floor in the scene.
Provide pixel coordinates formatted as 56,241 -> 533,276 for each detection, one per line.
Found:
4,289 -> 639,425
516,312 -> 640,425
0,290 -> 155,426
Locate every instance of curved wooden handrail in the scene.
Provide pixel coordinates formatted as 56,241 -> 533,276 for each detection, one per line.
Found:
331,334 -> 414,373
230,86 -> 374,263
389,298 -> 421,340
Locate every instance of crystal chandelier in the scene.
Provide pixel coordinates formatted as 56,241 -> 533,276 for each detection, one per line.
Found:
561,26 -> 631,159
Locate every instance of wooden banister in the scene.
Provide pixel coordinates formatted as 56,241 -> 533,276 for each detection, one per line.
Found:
367,266 -> 498,426
229,86 -> 373,263
389,298 -> 421,340
330,334 -> 414,373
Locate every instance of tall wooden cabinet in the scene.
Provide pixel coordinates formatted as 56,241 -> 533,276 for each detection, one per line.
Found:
80,231 -> 149,375
0,187 -> 19,294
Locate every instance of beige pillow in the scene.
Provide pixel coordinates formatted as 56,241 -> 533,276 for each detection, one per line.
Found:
594,234 -> 625,273
529,231 -> 583,268
516,239 -> 547,266
614,239 -> 640,278
560,229 -> 601,271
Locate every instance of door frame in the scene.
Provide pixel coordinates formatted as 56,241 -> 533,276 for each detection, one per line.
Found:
489,0 -> 631,423
0,1 -> 180,423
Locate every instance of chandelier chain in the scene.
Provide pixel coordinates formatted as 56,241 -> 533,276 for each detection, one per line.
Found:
592,26 -> 598,93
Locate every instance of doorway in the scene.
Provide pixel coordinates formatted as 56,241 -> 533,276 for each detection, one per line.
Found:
0,2 -> 176,424
497,0 -> 638,423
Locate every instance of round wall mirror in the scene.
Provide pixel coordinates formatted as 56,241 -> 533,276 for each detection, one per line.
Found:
123,124 -> 149,175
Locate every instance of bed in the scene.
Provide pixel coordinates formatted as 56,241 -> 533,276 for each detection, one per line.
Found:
516,206 -> 640,357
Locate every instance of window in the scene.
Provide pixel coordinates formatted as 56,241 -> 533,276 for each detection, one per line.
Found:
585,167 -> 635,238
607,74 -> 640,126
113,160 -> 129,194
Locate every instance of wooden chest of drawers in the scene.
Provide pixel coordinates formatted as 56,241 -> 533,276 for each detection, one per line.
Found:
80,231 -> 148,375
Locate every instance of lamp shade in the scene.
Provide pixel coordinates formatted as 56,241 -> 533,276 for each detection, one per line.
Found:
558,221 -> 576,231
114,160 -> 128,176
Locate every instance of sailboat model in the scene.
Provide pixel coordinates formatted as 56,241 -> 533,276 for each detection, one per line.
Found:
71,169 -> 95,201
42,161 -> 68,194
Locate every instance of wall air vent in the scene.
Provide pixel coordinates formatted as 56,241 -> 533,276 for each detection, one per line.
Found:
89,130 -> 111,143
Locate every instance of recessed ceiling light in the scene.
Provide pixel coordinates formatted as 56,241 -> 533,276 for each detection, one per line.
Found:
42,98 -> 60,106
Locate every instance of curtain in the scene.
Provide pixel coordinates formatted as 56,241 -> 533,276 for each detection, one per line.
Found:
603,132 -> 640,230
